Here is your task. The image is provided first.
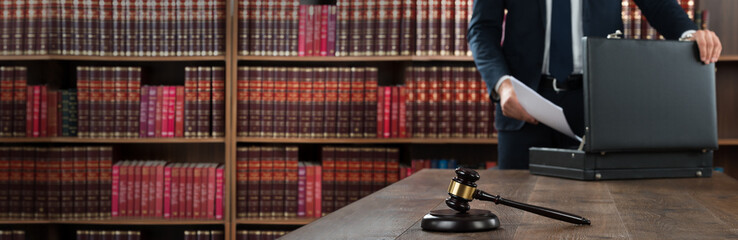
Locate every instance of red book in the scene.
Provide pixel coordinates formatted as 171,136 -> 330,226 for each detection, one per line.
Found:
118,161 -> 129,217
260,147 -> 274,218
85,147 -> 100,219
327,6 -> 336,56
172,164 -> 182,218
25,87 -> 32,137
383,87 -> 391,138
140,162 -> 150,217
185,163 -> 194,218
200,163 -> 209,218
161,87 -> 171,137
377,86 -> 384,138
247,146 -> 261,218
164,163 -> 172,218
314,165 -> 322,218
205,164 -> 216,219
168,86 -> 176,137
306,5 -> 314,56
305,165 -> 316,217
112,162 -> 121,217
285,146 -> 299,217
349,68 -> 365,138
47,90 -> 59,137
298,5 -> 306,56
320,5 -> 329,56
399,87 -> 407,137
404,67 -> 414,137
134,161 -> 143,217
215,165 -> 224,220
272,147 -> 286,218
313,5 -> 321,56
156,86 -> 164,138
40,86 -> 48,137
364,68 -> 378,138
192,164 -> 202,218
155,162 -> 165,217
175,86 -> 185,137
147,86 -> 157,138
359,148 -> 373,198
372,148 -> 387,191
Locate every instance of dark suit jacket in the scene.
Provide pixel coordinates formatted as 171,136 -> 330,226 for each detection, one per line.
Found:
469,0 -> 698,131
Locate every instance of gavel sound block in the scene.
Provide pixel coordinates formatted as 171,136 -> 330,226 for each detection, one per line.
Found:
421,168 -> 590,232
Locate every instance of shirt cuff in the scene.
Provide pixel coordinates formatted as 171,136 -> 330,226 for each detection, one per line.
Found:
680,30 -> 697,40
492,75 -> 516,100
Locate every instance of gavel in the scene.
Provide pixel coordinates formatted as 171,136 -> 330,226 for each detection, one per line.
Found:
446,168 -> 591,225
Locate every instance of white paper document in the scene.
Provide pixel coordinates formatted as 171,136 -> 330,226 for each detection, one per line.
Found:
510,78 -> 582,142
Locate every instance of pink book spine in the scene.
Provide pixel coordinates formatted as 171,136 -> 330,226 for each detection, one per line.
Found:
215,166 -> 223,220
40,86 -> 47,137
174,86 -> 184,137
377,86 -> 384,138
399,87 -> 407,137
306,6 -> 314,56
147,87 -> 157,137
305,165 -> 315,217
207,165 -> 216,219
383,87 -> 391,138
161,87 -> 170,138
155,163 -> 164,217
139,86 -> 149,137
119,163 -> 128,217
168,86 -> 176,137
314,165 -> 322,218
327,6 -> 336,56
320,5 -> 328,56
298,5 -> 306,56
111,163 -> 120,217
297,165 -> 306,217
164,164 -> 171,218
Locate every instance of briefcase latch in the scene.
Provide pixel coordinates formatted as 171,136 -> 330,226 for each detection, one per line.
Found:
607,30 -> 623,39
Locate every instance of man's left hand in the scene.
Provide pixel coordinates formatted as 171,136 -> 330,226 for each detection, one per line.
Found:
693,30 -> 722,64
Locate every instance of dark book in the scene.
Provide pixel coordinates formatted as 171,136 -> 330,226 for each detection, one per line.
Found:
197,66 -> 212,138
333,147 -> 348,210
112,68 -> 126,138
312,68 -> 326,137
464,67 -> 477,138
236,147 -> 248,218
399,86 -> 407,137
275,1 -> 287,56
21,147 -> 35,219
34,148 -> 48,219
184,66 -> 198,138
349,0 -> 363,56
272,147 -> 286,217
414,67 -> 427,138
364,68 -> 378,138
346,148 -> 361,203
288,0 -> 299,56
12,67 -> 26,137
211,230 -> 224,240
324,68 -> 339,138
264,0 -> 275,56
12,0 -> 27,55
59,147 -> 74,219
349,68 -> 365,138
68,89 -> 78,136
127,68 -> 141,138
364,1 -> 376,56
320,146 -> 335,215
236,67 -> 249,137
476,72 -> 491,138
238,0 -> 249,55
8,147 -> 22,218
273,67 -> 288,138
337,68 -> 351,138
372,147 -> 387,191
359,148 -> 373,198
101,67 -> 115,138
336,0 -> 350,56
386,148 -> 400,184
89,68 -> 103,138
261,67 -> 275,137
285,146 -> 299,217
375,0 -> 388,56
139,86 -> 149,137
439,66 -> 453,138
454,0 -> 468,56
0,68 -> 13,137
47,148 -> 61,219
377,83 -> 384,138
298,68 -> 314,138
391,87 -> 400,138
260,146 -> 274,218
247,146 -> 261,218
99,146 -> 113,218
250,0 -> 264,56
73,147 -> 87,219
86,146 -> 100,219
0,147 -> 9,218
439,0 -> 453,56
211,66 -> 225,137
285,67 -> 299,138
427,0 -> 441,55
248,66 -> 263,137
452,67 -> 466,138
415,0 -> 427,55
426,67 -> 439,138
76,67 -> 90,138
404,67 -> 414,137
388,0 -> 401,55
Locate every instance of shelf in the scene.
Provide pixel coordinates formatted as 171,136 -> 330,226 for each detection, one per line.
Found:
0,55 -> 226,61
0,137 -> 226,143
719,139 -> 738,146
719,55 -> 738,62
237,56 -> 474,62
0,220 -> 50,224
235,218 -> 317,225
236,137 -> 498,144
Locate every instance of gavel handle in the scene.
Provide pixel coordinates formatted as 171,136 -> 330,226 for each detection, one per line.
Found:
474,190 -> 591,225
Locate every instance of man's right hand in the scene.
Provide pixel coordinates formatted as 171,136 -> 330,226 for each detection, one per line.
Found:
498,78 -> 538,124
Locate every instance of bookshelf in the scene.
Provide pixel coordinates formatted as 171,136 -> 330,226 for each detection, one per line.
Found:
0,0 -> 737,239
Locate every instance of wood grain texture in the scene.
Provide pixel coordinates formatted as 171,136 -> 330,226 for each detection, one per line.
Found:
283,169 -> 738,240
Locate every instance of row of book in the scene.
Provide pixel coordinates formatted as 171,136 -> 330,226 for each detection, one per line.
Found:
235,146 -> 401,219
411,158 -> 459,172
183,230 -> 225,240
0,231 -> 24,240
111,161 -> 225,219
0,146 -> 113,220
404,66 -> 495,139
238,0 -> 475,57
0,66 -> 27,137
76,230 -> 140,240
236,231 -> 289,240
0,0 -> 225,56
621,0 -> 699,40
236,66 -> 378,138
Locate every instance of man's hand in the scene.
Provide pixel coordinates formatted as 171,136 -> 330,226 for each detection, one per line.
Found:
693,30 -> 722,64
498,78 -> 538,124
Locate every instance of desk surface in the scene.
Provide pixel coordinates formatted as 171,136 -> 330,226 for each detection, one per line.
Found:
281,169 -> 738,240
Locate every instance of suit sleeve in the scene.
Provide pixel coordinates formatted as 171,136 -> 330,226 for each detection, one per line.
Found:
468,0 -> 508,100
634,0 -> 698,40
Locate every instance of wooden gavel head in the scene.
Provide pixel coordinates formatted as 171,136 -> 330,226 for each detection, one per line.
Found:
445,168 -> 480,213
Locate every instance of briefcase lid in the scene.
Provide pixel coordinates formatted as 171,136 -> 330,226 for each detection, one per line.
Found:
582,37 -> 717,152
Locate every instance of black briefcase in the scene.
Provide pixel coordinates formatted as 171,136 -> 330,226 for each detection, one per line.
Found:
529,37 -> 718,180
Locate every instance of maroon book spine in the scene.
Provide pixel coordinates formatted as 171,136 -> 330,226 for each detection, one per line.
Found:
76,67 -> 89,137
0,1 -> 12,55
413,67 -> 427,138
35,148 -> 48,219
426,67 -> 439,138
305,5 -> 313,56
454,0 -> 468,56
287,0 -> 299,56
364,68 -> 378,138
271,147 -> 286,217
400,0 -> 415,55
415,0 -> 427,56
372,147 -> 387,191
236,148 -> 248,218
184,67 -> 198,137
248,66 -> 263,137
197,66 -> 212,137
349,0 -> 363,56
259,146 -> 273,218
312,68 -> 326,137
261,67 -> 275,137
139,86 -> 149,137
285,146 -> 299,217
59,147 -> 74,219
100,0 -> 113,55
101,67 -> 115,138
111,0 -> 124,55
452,67 -> 465,138
236,67 -> 249,136
246,146 -> 261,218
336,0 -> 349,56
0,68 -> 14,137
333,147 -> 348,209
8,147 -> 22,218
376,84 -> 384,138
359,148 -> 373,198
427,0 -> 440,55
439,66 -> 453,138
346,148 -> 361,203
363,1 -> 375,56
320,147 -> 335,215
249,0 -> 263,56
113,67 -> 127,138
284,67 -> 299,138
439,0 -> 453,56
99,146 -> 113,218
21,147 -> 35,219
336,68 -> 351,138
464,67 -> 477,138
238,0 -> 248,55
297,68 -> 313,138
386,148 -> 400,184
327,5 -> 336,56
319,5 -> 328,56
211,66 -> 225,137
11,67 -> 26,137
349,68 -> 365,138
275,0 -> 287,56
127,67 -> 141,138
47,148 -> 62,219
375,0 -> 388,56
12,0 -> 27,55
73,147 -> 87,219
90,67 -> 104,138
324,68 -> 339,138
391,87 -> 399,138
388,0 -> 401,55
0,147 -> 10,218
86,146 -> 100,219
404,67 -> 414,137
273,67 -> 287,138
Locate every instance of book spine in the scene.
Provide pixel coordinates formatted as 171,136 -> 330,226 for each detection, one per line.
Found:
349,68 -> 364,138
415,0 -> 427,55
246,146 -> 260,218
414,67 -> 427,138
250,0 -> 263,55
427,0 -> 440,55
25,87 -> 32,137
372,148 -> 386,191
426,67 -> 439,138
439,66 -> 452,138
184,67 -> 198,137
90,68 -> 104,138
86,147 -> 100,219
386,148 -> 399,184
112,161 -> 120,217
285,67 -> 299,137
215,165 -> 223,219
127,68 -> 140,137
197,66 -> 212,137
101,67 -> 114,138
155,162 -> 164,217
399,87 -> 407,137
305,5 -> 314,56
305,164 -> 314,217
320,147 -> 334,215
364,68 -> 378,138
400,0 -> 415,55
259,147 -> 273,218
248,67 -> 263,137
73,147 -> 86,219
235,148 -> 248,218
273,68 -> 287,138
0,148 -> 10,218
175,86 -> 185,137
327,5 -> 336,56
154,86 -> 163,137
191,164 -> 201,218
312,68 -> 326,138
452,67 -> 465,138
336,0 -> 349,56
8,147 -> 22,218
163,164 -> 171,218
376,0 -> 388,56
349,0 -> 362,56
139,86 -> 149,137
323,68 -> 339,138
454,0 -> 467,55
236,67 -> 249,136
464,67 -> 477,138
346,148 -> 361,203
170,163 -> 179,218
185,163 -> 193,218
48,91 -> 59,137
111,68 -> 124,137
404,67 -> 414,137
285,146 -> 298,217
376,84 -> 384,138
382,87 -> 390,138
211,66 -> 225,137
21,148 -> 36,219
314,165 -> 322,217
275,0 -> 287,56
297,163 -> 305,217
364,1 -> 375,56
439,0 -> 453,56
47,148 -> 61,219
32,86 -> 40,137
34,148 -> 48,219
271,148 -> 286,218
261,67 -> 275,137
40,87 -> 48,137
238,0 -> 248,55
359,148 -> 373,198
0,68 -> 10,137
388,0 -> 401,55
59,147 -> 74,219
13,0 -> 27,55
391,87 -> 399,138
476,71 -> 491,138
298,5 -> 306,56
99,147 -> 112,218
333,147 -> 347,210
320,5 -> 329,56
336,68 -> 351,138
288,0 -> 299,56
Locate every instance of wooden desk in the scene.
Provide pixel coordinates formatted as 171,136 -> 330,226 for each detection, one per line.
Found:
282,169 -> 738,239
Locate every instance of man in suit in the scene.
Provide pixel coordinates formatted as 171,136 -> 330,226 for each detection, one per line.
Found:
469,0 -> 722,169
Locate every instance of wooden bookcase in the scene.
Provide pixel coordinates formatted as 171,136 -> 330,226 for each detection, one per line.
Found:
1,0 -> 737,239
